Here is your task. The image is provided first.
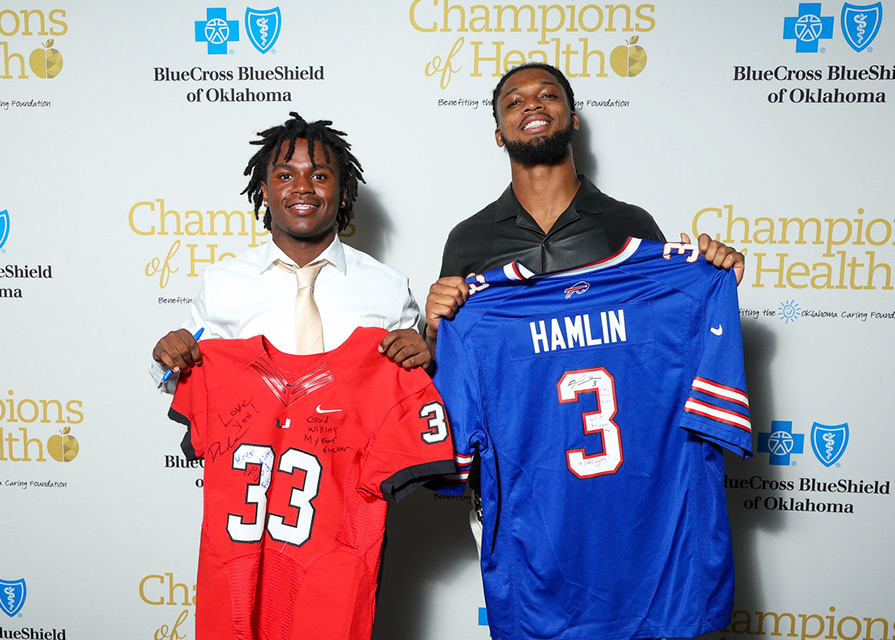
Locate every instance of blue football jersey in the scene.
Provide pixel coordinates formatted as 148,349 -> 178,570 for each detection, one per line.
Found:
434,238 -> 752,640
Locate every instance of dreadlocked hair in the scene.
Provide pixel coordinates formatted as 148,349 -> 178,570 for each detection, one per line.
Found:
241,112 -> 365,233
491,62 -> 576,126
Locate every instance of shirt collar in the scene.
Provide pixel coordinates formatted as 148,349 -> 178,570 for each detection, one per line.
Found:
259,235 -> 348,275
493,174 -> 604,222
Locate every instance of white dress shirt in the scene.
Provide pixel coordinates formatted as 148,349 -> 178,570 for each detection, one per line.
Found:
151,236 -> 420,390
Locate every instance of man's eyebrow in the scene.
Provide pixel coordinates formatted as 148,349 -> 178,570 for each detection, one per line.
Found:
501,80 -> 561,98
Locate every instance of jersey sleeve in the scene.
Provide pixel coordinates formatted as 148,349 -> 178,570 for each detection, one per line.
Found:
359,372 -> 457,503
430,316 -> 486,495
679,268 -> 753,458
167,360 -> 209,461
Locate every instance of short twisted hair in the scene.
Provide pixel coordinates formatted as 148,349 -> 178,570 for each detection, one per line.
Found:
242,112 -> 364,232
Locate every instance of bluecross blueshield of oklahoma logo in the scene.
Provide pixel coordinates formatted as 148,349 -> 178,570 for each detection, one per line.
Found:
0,210 -> 9,251
841,2 -> 883,52
0,578 -> 27,617
245,7 -> 281,54
757,420 -> 805,466
784,3 -> 835,53
195,8 -> 240,55
811,422 -> 849,467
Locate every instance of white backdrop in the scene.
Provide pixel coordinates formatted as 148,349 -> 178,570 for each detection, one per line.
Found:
1,1 -> 893,638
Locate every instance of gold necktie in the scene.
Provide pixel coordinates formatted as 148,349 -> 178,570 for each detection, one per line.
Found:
275,259 -> 327,354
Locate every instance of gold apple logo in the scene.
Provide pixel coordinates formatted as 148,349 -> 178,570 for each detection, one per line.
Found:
29,39 -> 64,79
610,36 -> 647,78
48,427 -> 79,462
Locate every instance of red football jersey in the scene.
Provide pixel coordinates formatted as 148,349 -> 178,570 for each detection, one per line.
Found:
168,328 -> 455,640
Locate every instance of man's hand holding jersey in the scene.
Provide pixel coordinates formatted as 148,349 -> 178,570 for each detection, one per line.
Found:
425,275 -> 472,356
153,329 -> 203,375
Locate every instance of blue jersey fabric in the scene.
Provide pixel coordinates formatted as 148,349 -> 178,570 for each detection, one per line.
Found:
434,238 -> 752,640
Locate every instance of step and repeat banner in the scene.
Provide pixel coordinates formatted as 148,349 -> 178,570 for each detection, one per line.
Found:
1,1 -> 892,638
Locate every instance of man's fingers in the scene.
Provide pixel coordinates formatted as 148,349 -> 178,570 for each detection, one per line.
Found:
426,277 -> 471,334
379,329 -> 432,370
397,351 -> 431,370
154,329 -> 201,372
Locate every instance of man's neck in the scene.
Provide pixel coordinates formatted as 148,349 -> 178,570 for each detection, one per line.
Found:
509,155 -> 581,234
272,230 -> 336,267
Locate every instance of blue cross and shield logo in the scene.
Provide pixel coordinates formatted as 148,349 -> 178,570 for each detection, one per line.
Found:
0,210 -> 9,252
784,3 -> 835,52
195,8 -> 240,55
757,420 -> 805,466
0,578 -> 27,617
811,422 -> 849,467
841,3 -> 883,52
246,7 -> 281,54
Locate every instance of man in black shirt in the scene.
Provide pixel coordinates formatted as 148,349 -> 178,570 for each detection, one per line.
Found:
425,63 -> 744,551
438,175 -> 664,278
427,62 -> 743,351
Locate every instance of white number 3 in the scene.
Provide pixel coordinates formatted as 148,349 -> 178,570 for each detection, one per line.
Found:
420,401 -> 449,444
558,368 -> 624,479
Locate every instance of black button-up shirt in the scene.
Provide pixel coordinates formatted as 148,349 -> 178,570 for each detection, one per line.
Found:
439,176 -> 664,277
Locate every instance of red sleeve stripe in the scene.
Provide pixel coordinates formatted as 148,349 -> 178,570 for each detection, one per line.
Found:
692,377 -> 749,408
454,452 -> 474,465
442,472 -> 469,482
684,398 -> 752,432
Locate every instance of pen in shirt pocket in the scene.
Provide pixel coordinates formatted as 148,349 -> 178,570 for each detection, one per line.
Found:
159,327 -> 205,387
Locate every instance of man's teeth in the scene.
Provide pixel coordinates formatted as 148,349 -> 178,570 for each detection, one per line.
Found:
524,120 -> 548,130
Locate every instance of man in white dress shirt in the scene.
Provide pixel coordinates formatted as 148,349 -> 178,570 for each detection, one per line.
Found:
151,112 -> 430,388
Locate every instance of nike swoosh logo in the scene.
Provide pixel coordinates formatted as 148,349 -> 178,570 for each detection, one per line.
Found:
710,325 -> 723,336
316,405 -> 342,414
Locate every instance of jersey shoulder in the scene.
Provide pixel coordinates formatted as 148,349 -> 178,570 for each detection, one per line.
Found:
618,239 -> 731,299
330,327 -> 435,406
442,262 -> 534,339
181,337 -> 266,388
195,336 -> 264,362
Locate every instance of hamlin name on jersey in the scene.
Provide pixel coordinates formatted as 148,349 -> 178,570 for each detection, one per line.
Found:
528,308 -> 628,354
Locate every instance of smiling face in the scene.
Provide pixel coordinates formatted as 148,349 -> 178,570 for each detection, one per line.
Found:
261,139 -> 344,262
494,67 -> 579,166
